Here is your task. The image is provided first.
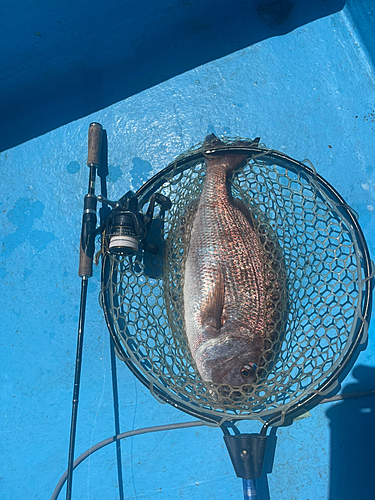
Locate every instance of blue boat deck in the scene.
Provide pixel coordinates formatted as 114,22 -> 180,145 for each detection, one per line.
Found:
1,1 -> 375,499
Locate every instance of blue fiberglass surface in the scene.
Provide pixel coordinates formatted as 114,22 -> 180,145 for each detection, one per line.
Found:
0,0 -> 345,152
1,2 -> 375,500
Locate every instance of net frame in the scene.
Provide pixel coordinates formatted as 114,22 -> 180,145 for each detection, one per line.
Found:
100,140 -> 373,426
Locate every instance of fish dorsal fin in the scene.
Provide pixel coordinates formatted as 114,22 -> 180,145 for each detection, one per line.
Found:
231,197 -> 255,229
200,266 -> 225,330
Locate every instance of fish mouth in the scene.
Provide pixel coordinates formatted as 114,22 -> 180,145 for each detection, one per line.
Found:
195,336 -> 260,386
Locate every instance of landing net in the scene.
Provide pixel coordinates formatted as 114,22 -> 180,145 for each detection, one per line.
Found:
101,139 -> 372,425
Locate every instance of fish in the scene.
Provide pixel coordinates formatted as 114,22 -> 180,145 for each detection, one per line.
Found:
183,134 -> 287,386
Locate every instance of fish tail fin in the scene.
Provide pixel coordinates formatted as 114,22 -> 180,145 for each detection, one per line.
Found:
203,134 -> 257,174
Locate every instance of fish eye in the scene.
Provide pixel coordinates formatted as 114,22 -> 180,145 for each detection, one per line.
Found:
240,363 -> 257,379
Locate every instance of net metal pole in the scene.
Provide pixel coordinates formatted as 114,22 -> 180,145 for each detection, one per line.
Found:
243,479 -> 257,499
97,130 -> 125,500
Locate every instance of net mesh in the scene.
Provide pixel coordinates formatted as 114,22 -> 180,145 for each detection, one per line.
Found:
101,140 -> 369,424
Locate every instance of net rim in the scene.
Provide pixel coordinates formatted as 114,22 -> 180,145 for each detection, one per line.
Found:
101,143 -> 374,426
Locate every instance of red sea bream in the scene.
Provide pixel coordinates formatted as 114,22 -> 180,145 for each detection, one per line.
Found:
183,134 -> 286,386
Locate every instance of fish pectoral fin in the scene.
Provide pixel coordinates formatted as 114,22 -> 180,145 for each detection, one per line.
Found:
200,267 -> 224,331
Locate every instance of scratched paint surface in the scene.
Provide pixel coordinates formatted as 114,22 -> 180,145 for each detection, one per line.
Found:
1,3 -> 375,500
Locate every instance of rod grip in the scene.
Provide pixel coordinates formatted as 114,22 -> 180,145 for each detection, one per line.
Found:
78,194 -> 97,277
87,122 -> 103,166
78,243 -> 93,277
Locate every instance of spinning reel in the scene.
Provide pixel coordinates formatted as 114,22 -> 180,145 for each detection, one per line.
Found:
95,190 -> 171,256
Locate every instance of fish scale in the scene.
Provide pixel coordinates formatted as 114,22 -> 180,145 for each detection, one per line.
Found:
183,134 -> 286,386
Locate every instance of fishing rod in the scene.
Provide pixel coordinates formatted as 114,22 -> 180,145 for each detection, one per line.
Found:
64,123 -> 171,500
66,122 -> 103,500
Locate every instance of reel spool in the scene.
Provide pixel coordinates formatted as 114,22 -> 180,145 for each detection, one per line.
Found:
99,137 -> 373,429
